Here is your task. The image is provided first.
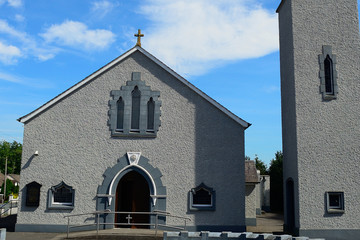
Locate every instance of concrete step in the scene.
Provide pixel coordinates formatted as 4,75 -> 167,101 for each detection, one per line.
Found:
62,229 -> 164,240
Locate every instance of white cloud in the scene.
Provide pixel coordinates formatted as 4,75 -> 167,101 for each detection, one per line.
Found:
0,19 -> 27,40
0,19 -> 57,62
0,41 -> 21,64
0,71 -> 56,88
0,71 -> 23,83
41,20 -> 116,50
263,85 -> 280,93
7,0 -> 22,7
0,0 -> 22,7
91,0 -> 117,18
141,0 -> 279,76
15,14 -> 25,22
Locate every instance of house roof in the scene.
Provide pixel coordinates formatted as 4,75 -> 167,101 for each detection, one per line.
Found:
18,46 -> 251,129
276,0 -> 286,13
0,173 -> 20,186
245,161 -> 260,183
8,174 -> 20,183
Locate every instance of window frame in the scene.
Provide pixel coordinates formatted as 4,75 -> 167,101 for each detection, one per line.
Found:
108,72 -> 161,137
326,191 -> 344,214
189,183 -> 215,211
48,181 -> 75,210
319,45 -> 338,100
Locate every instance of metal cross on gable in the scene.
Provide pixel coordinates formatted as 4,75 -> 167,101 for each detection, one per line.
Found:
134,29 -> 144,47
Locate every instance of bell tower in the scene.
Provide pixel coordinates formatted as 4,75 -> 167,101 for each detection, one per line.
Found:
277,0 -> 360,239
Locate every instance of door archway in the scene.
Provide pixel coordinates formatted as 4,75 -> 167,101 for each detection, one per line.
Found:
285,178 -> 295,234
96,154 -> 167,230
115,170 -> 150,228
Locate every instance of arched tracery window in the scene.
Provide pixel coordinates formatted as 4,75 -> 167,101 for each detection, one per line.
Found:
131,86 -> 141,130
109,72 -> 161,137
116,97 -> 124,130
147,97 -> 155,131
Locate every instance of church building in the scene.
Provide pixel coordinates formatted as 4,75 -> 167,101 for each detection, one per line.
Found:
277,0 -> 360,239
16,40 -> 250,232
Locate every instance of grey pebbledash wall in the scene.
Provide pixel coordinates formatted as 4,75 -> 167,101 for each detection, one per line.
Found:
278,0 -> 360,239
16,50 -> 246,232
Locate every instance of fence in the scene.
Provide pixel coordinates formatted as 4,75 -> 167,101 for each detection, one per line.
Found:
163,231 -> 325,240
0,200 -> 18,218
64,210 -> 191,239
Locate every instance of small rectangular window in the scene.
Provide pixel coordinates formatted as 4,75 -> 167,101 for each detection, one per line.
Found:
326,192 -> 344,214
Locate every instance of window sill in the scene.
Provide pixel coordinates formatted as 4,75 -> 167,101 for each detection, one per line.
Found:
189,205 -> 215,211
323,94 -> 337,100
48,204 -> 74,210
111,131 -> 157,138
327,209 -> 344,214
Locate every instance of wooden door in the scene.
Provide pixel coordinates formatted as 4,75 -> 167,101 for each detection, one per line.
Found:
115,171 -> 150,228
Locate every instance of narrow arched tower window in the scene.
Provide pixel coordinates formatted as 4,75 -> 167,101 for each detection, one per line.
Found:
116,97 -> 124,130
319,45 -> 338,100
131,86 -> 141,130
324,55 -> 334,94
147,97 -> 155,130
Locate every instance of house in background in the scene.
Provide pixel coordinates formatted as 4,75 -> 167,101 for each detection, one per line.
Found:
259,175 -> 270,213
0,173 -> 20,191
244,161 -> 260,226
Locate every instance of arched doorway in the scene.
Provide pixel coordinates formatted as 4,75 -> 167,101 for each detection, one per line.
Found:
115,170 -> 150,228
285,178 -> 295,234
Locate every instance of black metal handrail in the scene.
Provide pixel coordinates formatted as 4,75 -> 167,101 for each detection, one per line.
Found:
64,210 -> 191,239
0,200 -> 18,218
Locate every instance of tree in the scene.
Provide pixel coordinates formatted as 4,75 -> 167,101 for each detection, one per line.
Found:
0,141 -> 22,175
1,179 -> 19,200
255,154 -> 268,175
269,151 -> 283,212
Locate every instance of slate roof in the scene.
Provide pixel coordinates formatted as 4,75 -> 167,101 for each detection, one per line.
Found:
17,46 -> 251,129
8,174 -> 20,183
0,173 -> 20,186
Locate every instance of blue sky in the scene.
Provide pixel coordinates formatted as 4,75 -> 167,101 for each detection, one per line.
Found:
0,0 -> 341,165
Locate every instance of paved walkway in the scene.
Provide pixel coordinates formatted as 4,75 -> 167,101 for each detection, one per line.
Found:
6,213 -> 284,239
246,212 -> 284,234
7,228 -> 164,240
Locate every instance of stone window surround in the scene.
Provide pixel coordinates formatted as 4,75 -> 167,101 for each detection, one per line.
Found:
47,181 -> 75,210
189,183 -> 216,211
326,191 -> 344,214
108,72 -> 161,137
319,45 -> 338,100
